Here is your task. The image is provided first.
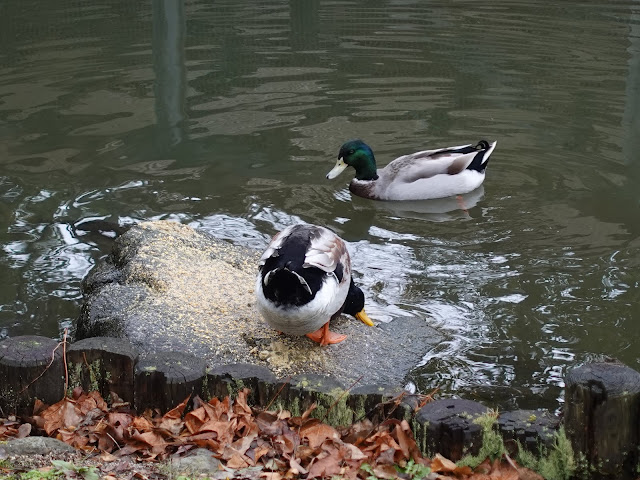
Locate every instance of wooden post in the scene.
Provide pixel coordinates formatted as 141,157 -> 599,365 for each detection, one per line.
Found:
135,351 -> 206,412
565,361 -> 640,479
350,384 -> 410,424
414,398 -> 487,461
67,337 -> 137,404
0,336 -> 64,414
497,409 -> 559,455
206,363 -> 278,406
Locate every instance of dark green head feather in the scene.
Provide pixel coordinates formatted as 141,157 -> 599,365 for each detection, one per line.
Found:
338,140 -> 379,180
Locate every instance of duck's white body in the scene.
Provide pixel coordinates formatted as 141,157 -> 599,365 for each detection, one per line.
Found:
256,276 -> 346,335
255,224 -> 351,336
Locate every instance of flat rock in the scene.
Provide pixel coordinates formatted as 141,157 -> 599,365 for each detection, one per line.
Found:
170,448 -> 221,475
0,437 -> 76,455
76,221 -> 443,387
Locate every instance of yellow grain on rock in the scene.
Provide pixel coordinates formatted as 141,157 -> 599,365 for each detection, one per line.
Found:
118,221 -> 344,379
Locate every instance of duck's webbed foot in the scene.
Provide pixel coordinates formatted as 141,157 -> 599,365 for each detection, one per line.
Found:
305,322 -> 347,346
456,195 -> 469,214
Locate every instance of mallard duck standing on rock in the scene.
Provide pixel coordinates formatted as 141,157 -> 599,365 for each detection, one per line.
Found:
256,224 -> 374,346
327,139 -> 497,201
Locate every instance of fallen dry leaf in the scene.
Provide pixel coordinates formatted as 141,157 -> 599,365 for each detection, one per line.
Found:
40,398 -> 83,436
306,448 -> 343,479
260,472 -> 283,480
373,463 -> 401,479
431,453 -> 473,475
300,421 -> 340,449
0,387 -> 548,480
340,442 -> 368,461
17,423 -> 31,438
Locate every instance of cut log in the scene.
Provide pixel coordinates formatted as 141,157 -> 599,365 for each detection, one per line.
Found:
414,398 -> 488,461
350,383 -> 411,424
67,336 -> 137,404
0,336 -> 64,414
497,409 -> 559,455
565,361 -> 640,479
134,351 -> 206,412
206,363 -> 278,405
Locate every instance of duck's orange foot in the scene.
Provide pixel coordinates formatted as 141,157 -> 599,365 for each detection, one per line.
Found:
305,322 -> 347,346
456,195 -> 469,214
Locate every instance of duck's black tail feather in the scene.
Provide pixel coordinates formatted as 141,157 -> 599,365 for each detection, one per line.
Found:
466,139 -> 494,173
261,267 -> 317,306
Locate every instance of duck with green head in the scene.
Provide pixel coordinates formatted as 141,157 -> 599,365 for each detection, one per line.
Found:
327,139 -> 497,201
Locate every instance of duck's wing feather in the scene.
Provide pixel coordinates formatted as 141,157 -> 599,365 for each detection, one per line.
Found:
303,226 -> 350,278
384,143 -> 485,184
258,225 -> 294,266
259,225 -> 349,279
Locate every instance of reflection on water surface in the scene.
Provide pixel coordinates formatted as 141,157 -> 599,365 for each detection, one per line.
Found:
1,0 -> 640,410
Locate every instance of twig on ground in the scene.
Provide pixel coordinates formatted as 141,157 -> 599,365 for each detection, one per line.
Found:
415,387 -> 439,411
62,328 -> 69,395
264,375 -> 292,412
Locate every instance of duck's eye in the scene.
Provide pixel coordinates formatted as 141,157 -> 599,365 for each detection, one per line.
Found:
348,149 -> 355,155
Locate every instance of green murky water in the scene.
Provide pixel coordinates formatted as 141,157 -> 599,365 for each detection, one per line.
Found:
1,0 -> 639,410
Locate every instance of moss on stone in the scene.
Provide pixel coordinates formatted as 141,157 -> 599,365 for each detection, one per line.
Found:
225,379 -> 246,398
67,363 -> 84,396
287,397 -> 301,417
350,395 -> 368,423
411,417 -> 428,455
454,413 -> 576,480
67,358 -> 110,398
201,371 -> 210,400
310,388 -> 353,426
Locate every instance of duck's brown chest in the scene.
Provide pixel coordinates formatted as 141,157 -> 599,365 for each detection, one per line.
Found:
349,180 -> 381,200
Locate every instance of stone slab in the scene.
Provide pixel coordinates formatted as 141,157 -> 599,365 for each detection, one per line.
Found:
76,221 -> 444,388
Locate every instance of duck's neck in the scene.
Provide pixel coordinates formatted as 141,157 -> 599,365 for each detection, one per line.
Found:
353,153 -> 379,181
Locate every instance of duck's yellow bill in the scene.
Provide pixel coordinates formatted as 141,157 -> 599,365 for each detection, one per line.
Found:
355,309 -> 374,326
326,158 -> 348,179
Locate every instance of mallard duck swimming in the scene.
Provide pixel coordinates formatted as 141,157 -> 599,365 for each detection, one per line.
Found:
326,139 -> 497,201
255,224 -> 373,346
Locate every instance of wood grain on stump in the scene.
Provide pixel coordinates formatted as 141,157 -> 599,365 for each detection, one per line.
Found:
565,361 -> 640,479
67,336 -> 137,404
0,336 -> 64,414
206,363 -> 278,406
134,351 -> 206,412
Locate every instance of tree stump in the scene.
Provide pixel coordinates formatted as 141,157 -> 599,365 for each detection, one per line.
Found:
351,384 -> 410,422
497,409 -> 559,455
285,374 -> 349,424
414,398 -> 488,461
206,363 -> 278,405
67,337 -> 137,404
565,361 -> 640,479
135,351 -> 206,412
0,336 -> 64,414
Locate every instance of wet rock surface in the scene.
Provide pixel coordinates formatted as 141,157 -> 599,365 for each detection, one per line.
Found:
77,221 -> 444,387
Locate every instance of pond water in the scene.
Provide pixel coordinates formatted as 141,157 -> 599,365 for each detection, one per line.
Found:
1,0 -> 639,411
